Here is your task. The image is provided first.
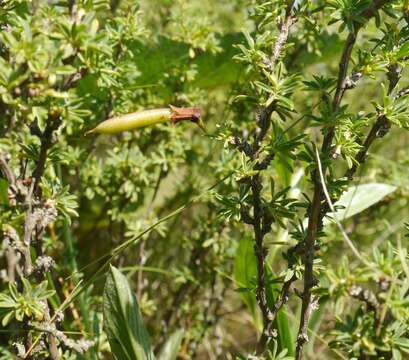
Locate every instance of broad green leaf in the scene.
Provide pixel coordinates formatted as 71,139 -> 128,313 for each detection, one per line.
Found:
103,265 -> 154,360
303,183 -> 398,228
327,183 -> 397,222
0,178 -> 8,205
273,153 -> 293,187
158,329 -> 184,360
234,236 -> 262,332
395,337 -> 409,349
392,348 -> 402,360
274,308 -> 293,356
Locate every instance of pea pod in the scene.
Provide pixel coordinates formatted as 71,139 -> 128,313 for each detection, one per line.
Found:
85,105 -> 204,135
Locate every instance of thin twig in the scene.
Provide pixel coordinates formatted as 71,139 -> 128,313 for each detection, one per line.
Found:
256,275 -> 297,352
0,152 -> 16,185
32,117 -> 62,193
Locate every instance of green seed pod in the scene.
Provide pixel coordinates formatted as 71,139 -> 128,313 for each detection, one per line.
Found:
85,105 -> 203,135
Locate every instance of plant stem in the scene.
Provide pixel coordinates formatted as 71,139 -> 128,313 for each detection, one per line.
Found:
238,1 -> 298,354
295,2 -> 392,358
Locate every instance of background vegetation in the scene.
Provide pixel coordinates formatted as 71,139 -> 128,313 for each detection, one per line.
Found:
0,0 -> 409,359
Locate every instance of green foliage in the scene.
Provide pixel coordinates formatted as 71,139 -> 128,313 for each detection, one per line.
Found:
328,0 -> 373,32
103,265 -> 153,360
374,85 -> 409,129
0,279 -> 55,326
0,0 -> 408,359
326,245 -> 409,358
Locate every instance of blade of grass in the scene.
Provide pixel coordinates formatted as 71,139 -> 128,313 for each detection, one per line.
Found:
121,265 -> 174,278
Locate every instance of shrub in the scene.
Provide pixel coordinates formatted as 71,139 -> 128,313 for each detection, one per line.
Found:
0,1 -> 408,359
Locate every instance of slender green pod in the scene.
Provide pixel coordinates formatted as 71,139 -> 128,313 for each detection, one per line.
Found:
85,105 -> 203,135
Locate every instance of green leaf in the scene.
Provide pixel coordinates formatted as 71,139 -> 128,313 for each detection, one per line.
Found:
103,265 -> 154,360
53,65 -> 77,75
327,183 -> 397,222
392,348 -> 402,360
395,337 -> 409,349
234,236 -> 262,332
158,329 -> 184,360
2,311 -> 14,327
0,178 -> 9,205
396,41 -> 409,60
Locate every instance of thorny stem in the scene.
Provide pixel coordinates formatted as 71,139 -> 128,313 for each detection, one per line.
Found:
1,116 -> 63,357
269,2 -> 297,68
24,117 -> 61,359
20,47 -> 90,357
1,145 -> 60,358
332,33 -> 356,110
254,1 -> 298,353
251,174 -> 269,332
295,2 -> 392,359
232,0 -> 298,354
